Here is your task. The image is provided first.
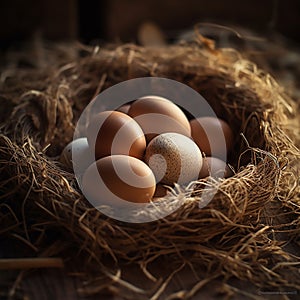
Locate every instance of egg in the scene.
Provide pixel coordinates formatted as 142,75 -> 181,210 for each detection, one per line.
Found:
82,155 -> 156,206
60,138 -> 94,174
190,117 -> 234,158
86,111 -> 146,160
145,133 -> 202,185
199,157 -> 232,179
128,95 -> 191,142
116,104 -> 131,114
153,183 -> 168,198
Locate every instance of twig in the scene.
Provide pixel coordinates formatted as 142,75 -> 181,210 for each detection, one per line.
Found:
0,258 -> 64,270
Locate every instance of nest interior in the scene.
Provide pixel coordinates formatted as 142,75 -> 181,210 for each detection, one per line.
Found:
0,37 -> 300,298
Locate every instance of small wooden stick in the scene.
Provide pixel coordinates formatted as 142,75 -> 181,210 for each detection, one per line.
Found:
0,258 -> 64,270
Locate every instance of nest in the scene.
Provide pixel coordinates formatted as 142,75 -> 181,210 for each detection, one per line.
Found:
0,37 -> 300,298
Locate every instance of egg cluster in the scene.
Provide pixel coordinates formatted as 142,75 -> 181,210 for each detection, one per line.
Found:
60,96 -> 233,204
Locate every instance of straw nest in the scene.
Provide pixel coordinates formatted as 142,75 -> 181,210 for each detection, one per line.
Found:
0,37 -> 300,298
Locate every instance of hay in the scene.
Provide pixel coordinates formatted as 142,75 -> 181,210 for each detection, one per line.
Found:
0,38 -> 300,298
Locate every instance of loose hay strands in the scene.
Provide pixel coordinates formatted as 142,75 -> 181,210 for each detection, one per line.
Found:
0,38 -> 300,298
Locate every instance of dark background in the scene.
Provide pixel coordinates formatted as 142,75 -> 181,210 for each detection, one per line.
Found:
0,0 -> 299,48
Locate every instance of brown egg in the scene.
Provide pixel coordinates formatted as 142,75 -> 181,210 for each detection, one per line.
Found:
82,155 -> 156,205
153,183 -> 168,198
199,157 -> 232,179
190,117 -> 234,158
128,95 -> 191,142
86,111 -> 146,160
116,104 -> 131,114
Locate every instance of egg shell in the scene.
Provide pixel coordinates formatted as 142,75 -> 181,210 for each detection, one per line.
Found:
116,104 -> 131,114
190,117 -> 234,158
145,133 -> 203,185
60,138 -> 94,174
82,155 -> 156,206
86,111 -> 146,160
128,95 -> 191,142
199,157 -> 232,179
153,183 -> 168,198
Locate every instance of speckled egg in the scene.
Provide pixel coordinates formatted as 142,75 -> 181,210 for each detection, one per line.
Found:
145,133 -> 203,185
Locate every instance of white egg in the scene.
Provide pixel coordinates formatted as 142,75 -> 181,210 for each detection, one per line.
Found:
60,138 -> 94,175
145,133 -> 203,185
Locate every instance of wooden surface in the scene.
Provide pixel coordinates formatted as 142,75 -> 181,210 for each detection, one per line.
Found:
3,264 -> 299,300
1,241 -> 296,300
1,265 -> 258,300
